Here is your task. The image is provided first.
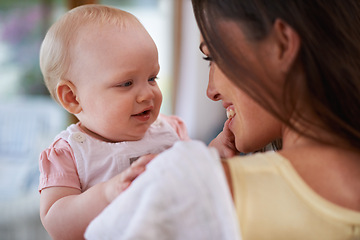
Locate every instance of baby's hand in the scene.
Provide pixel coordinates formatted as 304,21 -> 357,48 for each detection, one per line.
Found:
209,119 -> 239,158
104,154 -> 156,203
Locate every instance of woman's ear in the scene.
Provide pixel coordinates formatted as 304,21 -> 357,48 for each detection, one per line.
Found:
272,18 -> 300,73
56,80 -> 82,114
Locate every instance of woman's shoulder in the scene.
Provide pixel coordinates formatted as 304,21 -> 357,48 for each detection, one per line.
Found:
227,149 -> 360,214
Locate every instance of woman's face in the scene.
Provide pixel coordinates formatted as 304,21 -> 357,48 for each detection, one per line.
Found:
200,38 -> 282,152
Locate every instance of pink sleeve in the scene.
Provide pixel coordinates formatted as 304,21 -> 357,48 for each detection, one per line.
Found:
38,138 -> 81,192
160,114 -> 191,141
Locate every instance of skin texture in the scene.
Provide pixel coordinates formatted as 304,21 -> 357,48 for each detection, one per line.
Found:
40,21 -> 161,240
206,61 -> 281,153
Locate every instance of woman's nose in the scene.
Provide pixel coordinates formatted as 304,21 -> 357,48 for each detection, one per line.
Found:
206,78 -> 221,101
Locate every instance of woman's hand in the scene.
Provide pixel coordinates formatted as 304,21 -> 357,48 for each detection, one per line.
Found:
209,119 -> 239,158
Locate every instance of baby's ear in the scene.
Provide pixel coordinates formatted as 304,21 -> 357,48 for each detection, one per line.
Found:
56,80 -> 82,114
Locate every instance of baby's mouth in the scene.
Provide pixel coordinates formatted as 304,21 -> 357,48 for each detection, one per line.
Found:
131,109 -> 152,122
226,107 -> 235,119
133,110 -> 150,116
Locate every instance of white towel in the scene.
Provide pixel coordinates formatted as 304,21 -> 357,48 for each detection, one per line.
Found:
85,140 -> 241,240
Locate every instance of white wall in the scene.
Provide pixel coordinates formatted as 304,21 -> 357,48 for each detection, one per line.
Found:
175,0 -> 226,143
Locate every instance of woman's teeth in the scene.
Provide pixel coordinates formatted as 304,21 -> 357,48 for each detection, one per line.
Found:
226,108 -> 235,119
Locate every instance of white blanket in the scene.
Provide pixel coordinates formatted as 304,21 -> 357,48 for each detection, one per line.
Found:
85,140 -> 241,240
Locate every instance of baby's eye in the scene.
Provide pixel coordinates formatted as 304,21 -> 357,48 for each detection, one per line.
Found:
148,77 -> 158,84
117,81 -> 133,87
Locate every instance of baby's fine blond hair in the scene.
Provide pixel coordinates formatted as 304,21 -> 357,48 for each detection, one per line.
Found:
39,4 -> 144,103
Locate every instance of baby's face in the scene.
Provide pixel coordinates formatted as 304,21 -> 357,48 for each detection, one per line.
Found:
67,23 -> 162,142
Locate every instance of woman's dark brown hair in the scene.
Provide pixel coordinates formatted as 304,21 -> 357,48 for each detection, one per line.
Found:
192,0 -> 360,150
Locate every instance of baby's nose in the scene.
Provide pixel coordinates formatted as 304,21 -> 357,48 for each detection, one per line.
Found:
136,86 -> 155,103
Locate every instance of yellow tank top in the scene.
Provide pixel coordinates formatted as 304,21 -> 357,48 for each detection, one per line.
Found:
227,152 -> 360,240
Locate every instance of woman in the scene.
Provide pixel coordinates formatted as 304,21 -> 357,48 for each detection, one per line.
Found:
86,1 -> 360,239
195,0 -> 360,239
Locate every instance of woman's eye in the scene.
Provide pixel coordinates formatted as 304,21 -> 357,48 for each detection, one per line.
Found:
202,56 -> 213,66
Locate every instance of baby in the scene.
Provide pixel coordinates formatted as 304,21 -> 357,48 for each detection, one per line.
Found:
38,4 -> 189,239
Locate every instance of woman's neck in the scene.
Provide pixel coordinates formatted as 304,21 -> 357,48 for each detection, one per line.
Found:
280,128 -> 360,211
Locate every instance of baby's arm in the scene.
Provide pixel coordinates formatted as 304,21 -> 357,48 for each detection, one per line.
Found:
209,119 -> 239,158
40,156 -> 152,240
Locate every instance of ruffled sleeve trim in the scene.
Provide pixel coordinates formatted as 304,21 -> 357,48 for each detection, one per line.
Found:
38,138 -> 81,192
160,114 -> 190,141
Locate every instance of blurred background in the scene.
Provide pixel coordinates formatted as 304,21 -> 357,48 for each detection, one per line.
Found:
0,0 -> 225,239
